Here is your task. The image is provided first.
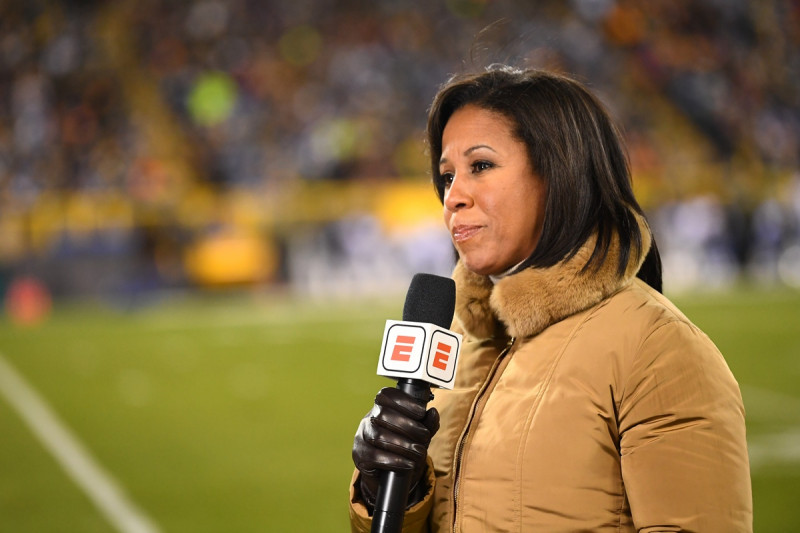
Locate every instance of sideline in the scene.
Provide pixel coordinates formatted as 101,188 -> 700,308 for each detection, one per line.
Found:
0,353 -> 160,533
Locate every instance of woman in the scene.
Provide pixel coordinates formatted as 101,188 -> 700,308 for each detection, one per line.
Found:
350,66 -> 752,532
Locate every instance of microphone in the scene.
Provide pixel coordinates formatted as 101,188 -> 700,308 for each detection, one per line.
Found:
371,273 -> 462,533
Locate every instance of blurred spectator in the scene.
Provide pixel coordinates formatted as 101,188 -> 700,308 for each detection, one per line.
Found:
1,0 -> 798,300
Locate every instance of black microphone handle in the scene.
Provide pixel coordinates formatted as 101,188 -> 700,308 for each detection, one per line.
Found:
370,378 -> 433,533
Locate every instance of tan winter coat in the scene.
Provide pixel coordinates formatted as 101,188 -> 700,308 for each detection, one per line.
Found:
350,224 -> 753,532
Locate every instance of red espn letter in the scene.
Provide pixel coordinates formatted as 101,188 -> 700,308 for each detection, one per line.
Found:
432,342 -> 451,370
391,335 -> 416,362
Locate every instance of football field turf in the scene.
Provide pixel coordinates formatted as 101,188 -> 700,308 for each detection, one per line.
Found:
1,286 -> 798,532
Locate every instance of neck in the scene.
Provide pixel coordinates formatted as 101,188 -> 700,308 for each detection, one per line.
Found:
488,258 -> 527,284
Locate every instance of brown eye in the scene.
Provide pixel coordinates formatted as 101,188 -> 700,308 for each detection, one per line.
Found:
472,161 -> 493,173
440,172 -> 454,187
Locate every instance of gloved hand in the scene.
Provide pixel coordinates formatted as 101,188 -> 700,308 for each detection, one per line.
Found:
352,387 -> 440,509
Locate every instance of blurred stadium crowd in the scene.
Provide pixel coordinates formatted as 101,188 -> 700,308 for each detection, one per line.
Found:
0,0 -> 799,309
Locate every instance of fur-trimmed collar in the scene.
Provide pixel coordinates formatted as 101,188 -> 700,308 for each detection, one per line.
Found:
452,215 -> 652,339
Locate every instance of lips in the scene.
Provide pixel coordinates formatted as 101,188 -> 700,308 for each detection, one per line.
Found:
451,224 -> 483,243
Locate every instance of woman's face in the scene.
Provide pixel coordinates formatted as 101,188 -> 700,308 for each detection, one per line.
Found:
440,105 -> 547,276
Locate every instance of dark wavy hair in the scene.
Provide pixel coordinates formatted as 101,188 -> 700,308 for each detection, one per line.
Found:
426,65 -> 662,292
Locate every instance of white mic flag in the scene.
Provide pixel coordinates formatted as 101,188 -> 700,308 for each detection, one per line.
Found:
377,320 -> 462,389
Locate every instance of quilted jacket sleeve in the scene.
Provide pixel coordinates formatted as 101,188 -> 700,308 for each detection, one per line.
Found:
349,457 -> 436,533
618,318 -> 752,532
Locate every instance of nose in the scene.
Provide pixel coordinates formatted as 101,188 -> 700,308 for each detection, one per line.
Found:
443,174 -> 472,212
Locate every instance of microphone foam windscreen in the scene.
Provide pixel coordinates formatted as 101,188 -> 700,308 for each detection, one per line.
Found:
402,273 -> 456,329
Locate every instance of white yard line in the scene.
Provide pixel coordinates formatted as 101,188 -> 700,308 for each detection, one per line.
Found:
0,353 -> 160,533
741,384 -> 800,472
748,428 -> 800,471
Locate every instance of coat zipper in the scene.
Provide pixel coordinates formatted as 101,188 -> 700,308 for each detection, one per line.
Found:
451,336 -> 516,532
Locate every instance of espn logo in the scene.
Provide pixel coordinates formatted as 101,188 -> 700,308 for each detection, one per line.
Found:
377,321 -> 462,389
390,335 -> 417,363
431,341 -> 452,371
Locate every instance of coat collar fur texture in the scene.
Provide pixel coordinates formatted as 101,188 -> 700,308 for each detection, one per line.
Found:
453,214 -> 652,340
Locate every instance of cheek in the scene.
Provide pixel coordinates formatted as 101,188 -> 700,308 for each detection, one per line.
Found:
522,186 -> 547,243
482,188 -> 514,231
504,184 -> 545,245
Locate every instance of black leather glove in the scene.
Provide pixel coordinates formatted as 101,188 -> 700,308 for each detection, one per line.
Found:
352,387 -> 440,510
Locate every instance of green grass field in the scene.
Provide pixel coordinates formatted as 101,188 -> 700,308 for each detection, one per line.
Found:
1,286 -> 798,532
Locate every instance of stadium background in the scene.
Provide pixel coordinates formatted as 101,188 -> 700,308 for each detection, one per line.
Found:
0,0 -> 798,531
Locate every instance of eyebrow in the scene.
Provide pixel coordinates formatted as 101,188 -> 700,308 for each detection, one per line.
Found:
439,144 -> 497,166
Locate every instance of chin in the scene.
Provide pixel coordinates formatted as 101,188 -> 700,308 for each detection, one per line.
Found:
461,257 -> 502,277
